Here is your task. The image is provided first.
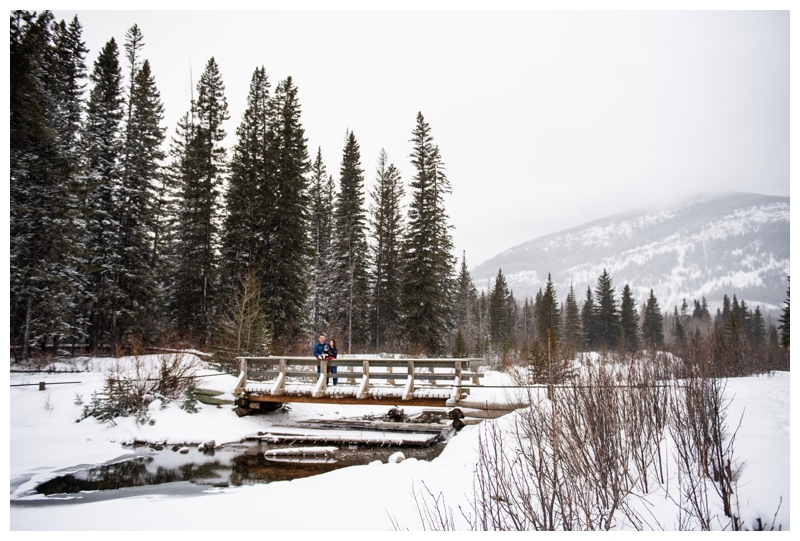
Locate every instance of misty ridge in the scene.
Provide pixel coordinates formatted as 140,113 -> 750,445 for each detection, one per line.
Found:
472,191 -> 789,316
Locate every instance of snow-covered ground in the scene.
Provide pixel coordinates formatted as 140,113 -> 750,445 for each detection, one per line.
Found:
8,354 -> 791,531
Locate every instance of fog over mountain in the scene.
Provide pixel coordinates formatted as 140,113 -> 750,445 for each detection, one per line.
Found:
472,192 -> 789,314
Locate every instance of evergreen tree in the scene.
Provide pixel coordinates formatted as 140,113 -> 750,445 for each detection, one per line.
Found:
563,285 -> 582,350
750,305 -> 766,346
536,274 -> 560,353
117,53 -> 166,339
330,131 -> 370,352
400,112 -> 456,354
778,277 -> 789,348
488,269 -> 513,354
10,11 -> 87,357
594,269 -> 620,349
82,37 -> 126,348
221,67 -> 271,292
619,284 -> 640,352
641,289 -> 664,348
170,57 -> 229,339
672,306 -> 685,347
454,252 -> 479,350
581,286 -> 598,350
260,76 -> 311,346
308,148 -> 334,337
368,149 -> 406,350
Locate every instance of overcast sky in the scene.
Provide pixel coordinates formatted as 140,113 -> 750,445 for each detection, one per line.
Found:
52,9 -> 790,267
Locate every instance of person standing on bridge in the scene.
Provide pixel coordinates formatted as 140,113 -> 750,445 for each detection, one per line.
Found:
314,334 -> 327,359
327,338 -> 339,386
315,334 -> 328,380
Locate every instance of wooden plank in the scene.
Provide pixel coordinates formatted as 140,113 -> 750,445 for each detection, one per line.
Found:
246,393 -> 448,407
299,419 -> 454,433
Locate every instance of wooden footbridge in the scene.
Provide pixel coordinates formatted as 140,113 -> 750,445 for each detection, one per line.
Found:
233,356 -> 487,415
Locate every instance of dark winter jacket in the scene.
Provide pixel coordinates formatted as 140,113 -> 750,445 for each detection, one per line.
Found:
314,342 -> 327,358
328,346 -> 338,359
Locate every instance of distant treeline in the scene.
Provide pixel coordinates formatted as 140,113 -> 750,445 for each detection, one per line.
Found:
463,267 -> 790,377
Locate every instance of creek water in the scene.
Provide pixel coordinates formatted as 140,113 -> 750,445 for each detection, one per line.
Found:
22,439 -> 447,504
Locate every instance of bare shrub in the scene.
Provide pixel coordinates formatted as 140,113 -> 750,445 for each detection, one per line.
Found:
212,270 -> 271,371
410,348 -> 751,531
667,339 -> 742,530
81,338 -> 200,424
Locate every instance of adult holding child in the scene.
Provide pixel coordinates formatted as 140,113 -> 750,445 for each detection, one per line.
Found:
327,338 -> 338,386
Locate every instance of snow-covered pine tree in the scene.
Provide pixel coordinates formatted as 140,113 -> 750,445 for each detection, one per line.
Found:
400,112 -> 456,355
220,66 -> 271,295
619,284 -> 640,352
778,277 -> 789,348
308,148 -> 335,337
563,284 -> 582,351
117,25 -> 166,340
594,269 -> 620,350
581,286 -> 597,351
10,11 -> 88,357
260,76 -> 311,347
641,289 -> 664,348
488,269 -> 513,355
368,149 -> 406,351
535,274 -> 560,353
330,131 -> 370,353
750,305 -> 766,347
454,252 -> 479,355
170,57 -> 229,341
81,37 -> 126,349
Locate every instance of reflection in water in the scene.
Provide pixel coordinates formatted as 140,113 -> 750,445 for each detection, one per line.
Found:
34,442 -> 446,496
35,457 -> 228,495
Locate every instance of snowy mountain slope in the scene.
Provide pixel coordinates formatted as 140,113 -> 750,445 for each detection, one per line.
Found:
472,192 -> 789,312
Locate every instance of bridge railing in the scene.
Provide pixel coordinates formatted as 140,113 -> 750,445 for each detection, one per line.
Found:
234,356 -> 485,402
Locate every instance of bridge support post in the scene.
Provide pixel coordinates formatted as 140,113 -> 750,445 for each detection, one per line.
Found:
402,360 -> 415,400
450,360 -> 462,402
234,358 -> 248,395
356,360 -> 370,399
271,358 -> 286,396
313,360 -> 328,397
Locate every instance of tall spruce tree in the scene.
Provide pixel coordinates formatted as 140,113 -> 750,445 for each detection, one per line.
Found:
581,286 -> 598,350
368,149 -> 405,350
170,57 -> 229,340
594,269 -> 620,349
221,66 -> 271,291
308,148 -> 334,337
619,284 -> 640,352
778,277 -> 789,348
563,285 -> 582,350
117,48 -> 166,339
642,289 -> 664,348
259,77 -> 311,347
750,305 -> 766,346
454,252 -> 479,354
536,274 -> 560,353
400,112 -> 456,354
10,11 -> 87,357
329,131 -> 370,352
489,269 -> 513,354
82,37 -> 126,348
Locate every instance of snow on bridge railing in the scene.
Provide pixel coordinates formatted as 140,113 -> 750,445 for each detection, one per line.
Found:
234,356 -> 485,402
